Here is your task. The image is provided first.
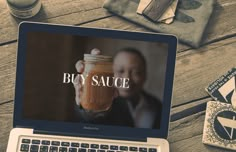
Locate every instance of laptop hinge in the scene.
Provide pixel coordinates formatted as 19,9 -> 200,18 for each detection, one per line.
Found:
33,129 -> 147,142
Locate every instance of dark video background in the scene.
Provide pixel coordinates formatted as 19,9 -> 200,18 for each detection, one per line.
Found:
23,32 -> 168,122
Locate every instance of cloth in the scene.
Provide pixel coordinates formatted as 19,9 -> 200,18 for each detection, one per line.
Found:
103,0 -> 215,48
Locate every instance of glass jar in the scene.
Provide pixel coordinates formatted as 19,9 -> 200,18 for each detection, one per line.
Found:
80,54 -> 115,112
6,0 -> 42,19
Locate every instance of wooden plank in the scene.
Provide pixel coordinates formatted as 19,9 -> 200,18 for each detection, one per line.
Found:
169,109 -> 235,151
170,97 -> 210,121
0,0 -> 109,44
0,114 -> 12,152
170,135 -> 236,152
0,45 -> 16,104
0,8 -> 110,45
0,37 -> 235,106
168,111 -> 205,143
172,37 -> 236,106
0,101 -> 13,152
0,43 -> 17,104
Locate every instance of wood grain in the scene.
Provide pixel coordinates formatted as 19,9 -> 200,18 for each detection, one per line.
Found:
169,109 -> 235,151
0,114 -> 12,152
169,111 -> 205,143
171,134 -> 235,152
172,37 -> 236,106
170,97 -> 211,121
0,0 -> 105,28
0,43 -> 17,104
0,0 -> 108,45
0,101 -> 14,114
0,101 -> 13,152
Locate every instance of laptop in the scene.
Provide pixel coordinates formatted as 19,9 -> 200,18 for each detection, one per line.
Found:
7,22 -> 177,152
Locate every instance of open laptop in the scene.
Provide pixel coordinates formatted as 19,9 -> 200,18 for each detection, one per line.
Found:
7,22 -> 177,152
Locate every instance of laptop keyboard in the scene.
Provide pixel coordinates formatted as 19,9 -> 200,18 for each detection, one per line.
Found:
20,138 -> 158,152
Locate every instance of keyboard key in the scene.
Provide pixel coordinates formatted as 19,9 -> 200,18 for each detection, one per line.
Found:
120,146 -> 128,151
59,147 -> 67,152
107,151 -> 115,152
149,148 -> 157,152
30,145 -> 39,152
69,148 -> 77,152
130,147 -> 138,151
61,142 -> 70,147
79,148 -> 87,152
22,139 -> 31,144
88,149 -> 96,152
32,140 -> 41,144
139,147 -> 147,152
40,146 -> 49,152
42,140 -> 50,145
81,143 -> 89,148
100,145 -> 108,149
50,146 -> 58,152
52,141 -> 60,146
97,150 -> 105,152
110,145 -> 118,150
71,142 -> 79,147
20,144 -> 29,151
91,144 -> 99,149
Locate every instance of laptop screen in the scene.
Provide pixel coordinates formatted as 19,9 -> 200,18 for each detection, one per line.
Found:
22,31 -> 167,129
15,22 -> 176,139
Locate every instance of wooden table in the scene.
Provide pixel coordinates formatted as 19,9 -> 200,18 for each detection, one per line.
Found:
0,0 -> 235,151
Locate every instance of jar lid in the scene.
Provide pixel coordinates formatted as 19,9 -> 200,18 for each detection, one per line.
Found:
7,0 -> 39,9
84,54 -> 112,62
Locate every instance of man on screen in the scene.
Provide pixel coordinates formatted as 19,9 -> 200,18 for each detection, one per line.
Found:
73,48 -> 162,129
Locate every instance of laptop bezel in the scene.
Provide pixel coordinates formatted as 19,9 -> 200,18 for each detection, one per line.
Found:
14,22 -> 177,140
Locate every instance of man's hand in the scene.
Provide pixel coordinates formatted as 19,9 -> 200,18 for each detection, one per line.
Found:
73,48 -> 101,106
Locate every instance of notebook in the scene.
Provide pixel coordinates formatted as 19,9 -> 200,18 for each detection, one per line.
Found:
7,22 -> 177,152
